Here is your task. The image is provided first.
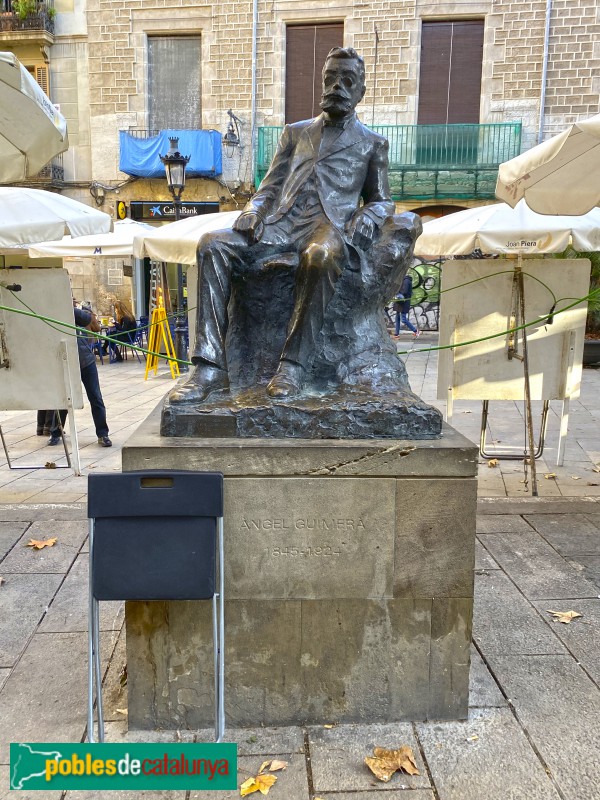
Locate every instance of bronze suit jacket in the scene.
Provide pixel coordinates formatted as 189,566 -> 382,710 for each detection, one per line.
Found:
246,113 -> 395,232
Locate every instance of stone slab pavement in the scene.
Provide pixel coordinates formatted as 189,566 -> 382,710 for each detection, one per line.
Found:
1,337 -> 600,798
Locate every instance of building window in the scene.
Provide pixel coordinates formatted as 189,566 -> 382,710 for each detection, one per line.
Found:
418,20 -> 484,125
148,36 -> 202,131
285,23 -> 343,124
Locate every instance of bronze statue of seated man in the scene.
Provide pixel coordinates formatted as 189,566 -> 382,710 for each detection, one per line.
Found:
170,46 -> 414,406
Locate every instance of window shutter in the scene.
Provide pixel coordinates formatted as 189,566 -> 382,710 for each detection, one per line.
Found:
285,23 -> 343,124
148,36 -> 202,131
34,65 -> 49,95
418,20 -> 484,124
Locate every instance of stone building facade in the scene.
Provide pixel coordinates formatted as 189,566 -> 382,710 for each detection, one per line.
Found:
4,0 -> 599,310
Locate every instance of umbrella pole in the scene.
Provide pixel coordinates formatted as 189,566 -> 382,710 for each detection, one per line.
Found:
516,261 -> 538,496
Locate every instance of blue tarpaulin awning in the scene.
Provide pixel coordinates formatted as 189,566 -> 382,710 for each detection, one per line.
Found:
119,130 -> 222,178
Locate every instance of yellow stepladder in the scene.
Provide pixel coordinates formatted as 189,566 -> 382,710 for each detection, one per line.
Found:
144,292 -> 180,380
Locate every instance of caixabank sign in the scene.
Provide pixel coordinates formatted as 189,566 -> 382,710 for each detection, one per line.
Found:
130,201 -> 220,221
10,743 -> 236,791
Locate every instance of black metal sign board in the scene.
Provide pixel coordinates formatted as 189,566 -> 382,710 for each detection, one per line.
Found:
130,201 -> 220,221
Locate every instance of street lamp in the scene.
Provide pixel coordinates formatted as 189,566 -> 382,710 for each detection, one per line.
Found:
160,137 -> 191,371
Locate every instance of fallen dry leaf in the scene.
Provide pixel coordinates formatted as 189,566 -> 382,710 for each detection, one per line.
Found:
258,760 -> 287,774
487,459 -> 499,468
587,482 -> 599,487
240,773 -> 277,796
115,708 -> 128,716
44,461 -> 57,469
323,724 -> 335,729
547,610 -> 582,624
25,537 -> 57,550
593,466 -> 600,473
468,734 -> 479,741
570,476 -> 581,481
544,473 -> 557,480
364,745 -> 419,782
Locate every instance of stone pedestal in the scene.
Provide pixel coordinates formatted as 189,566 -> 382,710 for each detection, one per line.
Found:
122,406 -> 478,729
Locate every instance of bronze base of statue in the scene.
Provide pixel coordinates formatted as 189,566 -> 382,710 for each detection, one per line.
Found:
160,384 -> 442,439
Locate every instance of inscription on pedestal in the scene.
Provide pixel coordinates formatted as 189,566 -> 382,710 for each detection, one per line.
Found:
225,478 -> 395,600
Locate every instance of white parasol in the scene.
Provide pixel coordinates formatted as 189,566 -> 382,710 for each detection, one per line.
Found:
0,188 -> 111,248
133,211 -> 240,264
495,113 -> 600,216
28,218 -> 153,259
415,200 -> 600,257
0,51 -> 69,183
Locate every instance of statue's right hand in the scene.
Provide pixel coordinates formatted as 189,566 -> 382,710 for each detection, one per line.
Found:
233,212 -> 264,244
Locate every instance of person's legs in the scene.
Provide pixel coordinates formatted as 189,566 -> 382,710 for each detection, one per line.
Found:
48,410 -> 68,444
401,311 -> 417,334
80,362 -> 110,441
271,223 -> 345,397
170,228 -> 275,404
395,305 -> 401,336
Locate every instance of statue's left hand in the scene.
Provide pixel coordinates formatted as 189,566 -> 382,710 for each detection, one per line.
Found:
346,212 -> 376,251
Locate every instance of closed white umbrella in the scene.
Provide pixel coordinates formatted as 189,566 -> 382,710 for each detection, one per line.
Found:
28,218 -> 153,258
133,211 -> 240,264
415,200 -> 600,257
0,51 -> 68,183
0,188 -> 111,247
495,113 -> 600,216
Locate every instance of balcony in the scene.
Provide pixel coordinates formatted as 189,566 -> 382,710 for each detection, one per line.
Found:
256,123 -> 522,201
119,129 -> 222,178
0,0 -> 55,44
20,152 -> 64,186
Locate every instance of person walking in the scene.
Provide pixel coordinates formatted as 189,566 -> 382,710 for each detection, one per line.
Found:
393,272 -> 420,338
48,301 -> 112,447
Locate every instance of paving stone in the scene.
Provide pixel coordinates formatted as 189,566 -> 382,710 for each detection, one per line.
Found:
66,790 -> 186,799
39,554 -> 124,633
308,723 -> 430,792
479,532 -> 599,599
532,599 -> 600,685
0,631 -> 111,764
525,514 -> 600,555
417,707 -> 563,800
101,721 -> 194,743
474,540 -> 499,570
473,571 -> 566,655
0,763 -> 62,800
316,793 -> 435,799
0,504 -> 87,522
0,671 -> 8,692
488,654 -> 600,800
468,648 -> 506,708
0,521 -> 87,574
477,497 -> 598,515
476,515 -> 532,534
189,753 -> 309,800
566,554 -> 600,589
0,523 -> 28,561
0,573 -> 62,666
195,727 -> 304,755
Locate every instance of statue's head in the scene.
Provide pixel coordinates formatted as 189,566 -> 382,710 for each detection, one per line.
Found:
320,47 -> 366,118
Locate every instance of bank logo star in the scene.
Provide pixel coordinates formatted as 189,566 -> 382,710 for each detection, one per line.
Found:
149,205 -> 162,217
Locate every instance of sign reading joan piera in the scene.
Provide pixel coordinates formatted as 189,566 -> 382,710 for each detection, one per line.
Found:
10,743 -> 237,791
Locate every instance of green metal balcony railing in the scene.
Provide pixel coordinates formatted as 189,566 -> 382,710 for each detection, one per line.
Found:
256,122 -> 522,200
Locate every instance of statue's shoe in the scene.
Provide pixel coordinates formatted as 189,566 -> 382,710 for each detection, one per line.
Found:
168,365 -> 229,404
266,361 -> 305,399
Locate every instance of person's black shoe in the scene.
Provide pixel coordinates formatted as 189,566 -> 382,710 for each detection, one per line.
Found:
98,436 -> 112,447
36,428 -> 44,436
43,427 -> 51,436
47,435 -> 61,446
